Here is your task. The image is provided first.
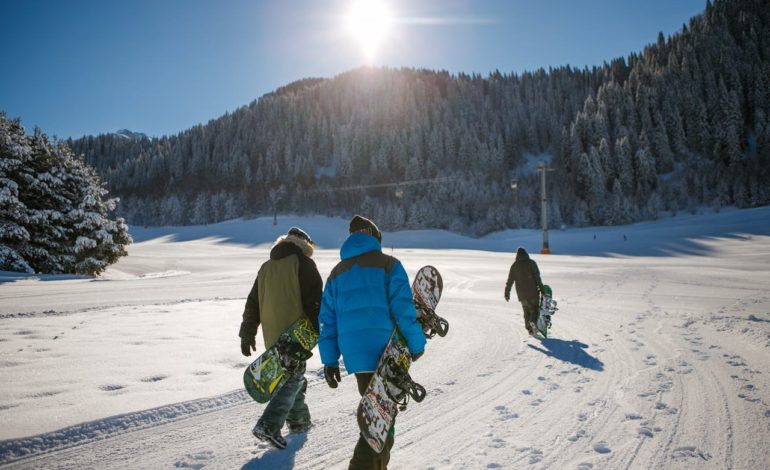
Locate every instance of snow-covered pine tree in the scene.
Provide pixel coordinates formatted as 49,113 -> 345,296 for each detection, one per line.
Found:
0,114 -> 131,275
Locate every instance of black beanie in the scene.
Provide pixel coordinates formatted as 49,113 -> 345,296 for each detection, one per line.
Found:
349,215 -> 381,243
287,226 -> 313,245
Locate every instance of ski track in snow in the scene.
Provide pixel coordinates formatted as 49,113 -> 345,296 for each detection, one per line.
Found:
1,209 -> 770,469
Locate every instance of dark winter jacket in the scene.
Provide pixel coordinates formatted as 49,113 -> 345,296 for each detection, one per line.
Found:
239,235 -> 323,349
505,248 -> 545,302
318,232 -> 426,373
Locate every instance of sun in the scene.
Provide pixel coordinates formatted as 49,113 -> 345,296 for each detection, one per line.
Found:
346,0 -> 393,62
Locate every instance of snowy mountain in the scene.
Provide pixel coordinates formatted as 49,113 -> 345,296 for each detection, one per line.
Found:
69,0 -> 770,233
111,129 -> 147,140
1,206 -> 769,468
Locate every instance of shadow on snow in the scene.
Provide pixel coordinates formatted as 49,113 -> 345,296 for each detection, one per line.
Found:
241,433 -> 308,470
527,338 -> 604,371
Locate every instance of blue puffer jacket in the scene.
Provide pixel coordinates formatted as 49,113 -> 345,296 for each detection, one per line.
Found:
318,232 -> 426,373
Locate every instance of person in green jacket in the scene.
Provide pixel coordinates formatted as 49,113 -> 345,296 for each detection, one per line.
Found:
504,247 -> 545,335
239,227 -> 323,449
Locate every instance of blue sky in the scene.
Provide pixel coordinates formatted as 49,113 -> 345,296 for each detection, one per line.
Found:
0,0 -> 706,139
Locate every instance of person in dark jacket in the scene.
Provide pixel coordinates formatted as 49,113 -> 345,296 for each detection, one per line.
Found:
239,227 -> 323,449
319,215 -> 426,470
504,247 -> 545,335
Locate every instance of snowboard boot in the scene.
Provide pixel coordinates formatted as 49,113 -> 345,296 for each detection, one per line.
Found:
252,422 -> 287,449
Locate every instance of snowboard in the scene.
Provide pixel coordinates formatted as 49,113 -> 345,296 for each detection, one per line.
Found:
243,317 -> 318,403
356,265 -> 444,453
534,285 -> 557,338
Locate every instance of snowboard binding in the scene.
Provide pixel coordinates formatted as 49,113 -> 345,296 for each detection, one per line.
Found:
416,305 -> 449,338
382,355 -> 427,410
276,334 -> 314,372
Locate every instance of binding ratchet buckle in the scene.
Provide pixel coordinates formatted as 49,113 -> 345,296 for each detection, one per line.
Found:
384,356 -> 427,410
416,306 -> 449,339
277,337 -> 313,372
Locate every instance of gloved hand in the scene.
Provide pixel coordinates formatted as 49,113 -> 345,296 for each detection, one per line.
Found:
504,292 -> 510,302
411,351 -> 424,362
241,337 -> 256,357
324,366 -> 341,388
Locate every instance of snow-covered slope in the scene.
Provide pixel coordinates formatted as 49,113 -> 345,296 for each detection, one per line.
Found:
1,207 -> 769,469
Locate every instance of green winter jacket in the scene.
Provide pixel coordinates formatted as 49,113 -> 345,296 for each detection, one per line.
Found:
257,255 -> 304,348
239,237 -> 323,349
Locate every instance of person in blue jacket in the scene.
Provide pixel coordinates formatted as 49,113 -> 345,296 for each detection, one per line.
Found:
319,215 -> 426,470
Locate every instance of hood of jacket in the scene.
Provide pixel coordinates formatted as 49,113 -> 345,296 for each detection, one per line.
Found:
340,232 -> 381,260
515,247 -> 530,261
271,234 -> 312,260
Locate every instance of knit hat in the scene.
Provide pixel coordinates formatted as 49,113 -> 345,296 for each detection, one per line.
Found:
349,215 -> 381,243
287,226 -> 314,246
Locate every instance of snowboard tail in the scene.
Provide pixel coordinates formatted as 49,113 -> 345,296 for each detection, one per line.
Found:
243,318 -> 318,403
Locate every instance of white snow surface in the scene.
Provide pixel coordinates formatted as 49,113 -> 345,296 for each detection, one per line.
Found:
1,207 -> 770,469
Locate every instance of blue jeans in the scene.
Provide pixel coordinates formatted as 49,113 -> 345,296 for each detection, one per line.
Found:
257,361 -> 310,433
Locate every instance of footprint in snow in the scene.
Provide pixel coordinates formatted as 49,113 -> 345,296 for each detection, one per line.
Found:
99,384 -> 126,391
174,450 -> 214,469
625,413 -> 643,421
486,464 -> 502,469
567,429 -> 586,442
576,463 -> 594,469
738,393 -> 760,403
494,405 -> 519,420
516,447 -> 543,464
592,441 -> 611,454
141,375 -> 168,383
672,446 -> 712,460
577,413 -> 588,422
637,426 -> 654,438
530,398 -> 543,407
488,438 -> 506,448
521,389 -> 532,395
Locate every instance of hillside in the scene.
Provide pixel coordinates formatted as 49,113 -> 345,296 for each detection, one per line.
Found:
69,0 -> 769,234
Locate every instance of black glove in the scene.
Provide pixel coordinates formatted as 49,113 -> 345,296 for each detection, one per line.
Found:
411,351 -> 424,362
504,292 -> 510,302
241,337 -> 256,357
324,366 -> 341,388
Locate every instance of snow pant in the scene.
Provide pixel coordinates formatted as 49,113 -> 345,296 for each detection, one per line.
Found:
349,372 -> 395,470
257,361 -> 310,434
520,298 -> 540,332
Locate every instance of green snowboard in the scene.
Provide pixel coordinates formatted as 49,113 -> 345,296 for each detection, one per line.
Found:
243,318 -> 318,403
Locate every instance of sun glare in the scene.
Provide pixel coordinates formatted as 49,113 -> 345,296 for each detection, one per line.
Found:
346,0 -> 393,62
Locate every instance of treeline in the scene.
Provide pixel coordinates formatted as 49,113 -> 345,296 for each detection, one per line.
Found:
70,0 -> 770,234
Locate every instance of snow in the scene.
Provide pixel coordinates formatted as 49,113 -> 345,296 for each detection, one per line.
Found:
1,206 -> 769,468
